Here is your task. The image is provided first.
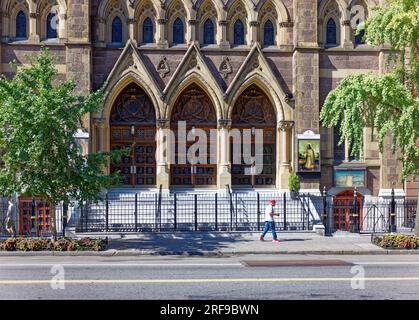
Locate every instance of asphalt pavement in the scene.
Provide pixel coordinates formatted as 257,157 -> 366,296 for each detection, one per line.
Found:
1,254 -> 419,300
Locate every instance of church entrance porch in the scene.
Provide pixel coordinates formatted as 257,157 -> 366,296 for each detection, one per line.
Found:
109,83 -> 157,187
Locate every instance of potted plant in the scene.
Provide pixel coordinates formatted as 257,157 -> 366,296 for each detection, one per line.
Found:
288,171 -> 300,200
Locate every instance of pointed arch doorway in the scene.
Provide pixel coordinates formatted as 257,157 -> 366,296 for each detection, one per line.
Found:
170,84 -> 217,187
110,83 -> 157,187
231,85 -> 277,187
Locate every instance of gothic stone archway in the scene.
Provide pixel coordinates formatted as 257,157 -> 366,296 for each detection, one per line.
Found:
110,83 -> 157,187
170,84 -> 217,187
231,85 -> 277,187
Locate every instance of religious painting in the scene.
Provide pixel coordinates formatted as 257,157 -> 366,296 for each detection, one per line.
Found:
335,169 -> 366,187
297,139 -> 320,172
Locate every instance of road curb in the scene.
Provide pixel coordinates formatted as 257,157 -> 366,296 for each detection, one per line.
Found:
0,249 -> 418,256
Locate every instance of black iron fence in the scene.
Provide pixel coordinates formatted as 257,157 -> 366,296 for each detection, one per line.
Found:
76,191 -> 315,233
323,197 -> 417,235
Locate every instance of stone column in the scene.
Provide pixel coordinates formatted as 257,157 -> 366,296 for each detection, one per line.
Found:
1,12 -> 10,43
293,0 -> 320,191
128,18 -> 136,43
157,18 -> 168,48
217,119 -> 232,189
249,21 -> 259,45
218,20 -> 230,49
188,19 -> 197,44
156,119 -> 171,189
342,20 -> 353,49
28,12 -> 40,42
66,0 -> 91,131
58,13 -> 67,41
279,21 -> 293,48
278,121 -> 294,188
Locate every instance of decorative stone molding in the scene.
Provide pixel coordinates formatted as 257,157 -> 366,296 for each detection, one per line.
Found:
189,52 -> 198,70
156,118 -> 170,129
157,18 -> 167,25
188,19 -> 198,26
127,18 -> 136,24
249,21 -> 259,27
218,20 -> 228,26
279,21 -> 293,28
219,56 -> 233,79
128,0 -> 136,8
156,56 -> 170,78
342,20 -> 351,26
29,13 -> 38,19
218,119 -> 232,129
279,120 -> 295,131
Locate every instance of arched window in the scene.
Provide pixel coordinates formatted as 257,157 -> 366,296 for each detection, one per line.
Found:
326,18 -> 337,45
233,19 -> 244,45
173,18 -> 184,44
16,11 -> 27,39
143,17 -> 153,43
46,13 -> 58,39
203,18 -> 214,45
263,20 -> 274,46
112,16 -> 123,43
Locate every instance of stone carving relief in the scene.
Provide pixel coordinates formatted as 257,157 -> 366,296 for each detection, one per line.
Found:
219,56 -> 232,79
156,56 -> 170,77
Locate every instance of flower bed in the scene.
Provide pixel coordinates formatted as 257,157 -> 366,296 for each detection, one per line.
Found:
0,237 -> 107,252
372,234 -> 419,249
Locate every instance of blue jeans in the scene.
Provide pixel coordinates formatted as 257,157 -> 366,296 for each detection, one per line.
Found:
261,221 -> 277,240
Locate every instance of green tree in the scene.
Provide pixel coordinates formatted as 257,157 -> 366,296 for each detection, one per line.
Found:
320,0 -> 419,180
0,48 -> 126,219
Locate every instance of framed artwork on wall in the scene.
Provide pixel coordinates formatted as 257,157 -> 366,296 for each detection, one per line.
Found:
297,131 -> 321,173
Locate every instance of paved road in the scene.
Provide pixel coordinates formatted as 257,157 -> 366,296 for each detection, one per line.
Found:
0,254 -> 419,300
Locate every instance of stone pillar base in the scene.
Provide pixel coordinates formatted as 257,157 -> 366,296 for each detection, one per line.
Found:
157,41 -> 169,49
156,164 -> 170,189
217,164 -> 231,189
219,41 -> 230,50
278,164 -> 291,189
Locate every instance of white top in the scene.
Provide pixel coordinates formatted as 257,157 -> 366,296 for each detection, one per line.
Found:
264,204 -> 275,222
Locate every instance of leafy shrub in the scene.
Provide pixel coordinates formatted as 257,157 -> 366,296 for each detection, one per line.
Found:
373,234 -> 419,249
0,237 -> 107,251
0,238 -> 18,251
288,171 -> 300,192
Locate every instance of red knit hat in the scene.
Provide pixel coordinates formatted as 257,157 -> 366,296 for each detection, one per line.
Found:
270,199 -> 276,206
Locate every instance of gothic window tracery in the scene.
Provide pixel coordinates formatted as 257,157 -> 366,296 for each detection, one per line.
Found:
326,18 -> 337,45
203,18 -> 214,45
233,19 -> 244,45
46,12 -> 58,39
110,83 -> 156,125
16,10 -> 27,39
173,17 -> 185,44
263,20 -> 274,46
143,17 -> 153,43
112,16 -> 123,43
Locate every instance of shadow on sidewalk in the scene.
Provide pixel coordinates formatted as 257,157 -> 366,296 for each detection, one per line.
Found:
108,233 -> 313,254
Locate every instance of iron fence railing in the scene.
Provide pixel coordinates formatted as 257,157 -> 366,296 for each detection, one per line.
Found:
76,191 -> 314,233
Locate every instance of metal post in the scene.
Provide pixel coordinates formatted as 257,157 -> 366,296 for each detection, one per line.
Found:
352,187 -> 359,233
174,193 -> 177,231
62,202 -> 68,237
31,197 -> 37,237
322,186 -> 327,233
283,192 -> 287,231
134,193 -> 138,232
194,194 -> 198,231
389,188 -> 396,233
105,193 -> 109,232
257,193 -> 260,231
215,193 -> 218,231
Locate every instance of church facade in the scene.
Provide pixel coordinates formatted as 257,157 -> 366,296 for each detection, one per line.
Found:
0,0 -> 406,198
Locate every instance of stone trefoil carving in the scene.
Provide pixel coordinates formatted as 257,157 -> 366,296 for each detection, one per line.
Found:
219,56 -> 232,79
156,56 -> 170,78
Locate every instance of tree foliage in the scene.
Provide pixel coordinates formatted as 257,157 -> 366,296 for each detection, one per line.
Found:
0,48 -> 126,205
321,0 -> 419,181
362,0 -> 419,89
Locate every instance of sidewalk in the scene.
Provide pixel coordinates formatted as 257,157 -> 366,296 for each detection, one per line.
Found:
2,232 -> 418,256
